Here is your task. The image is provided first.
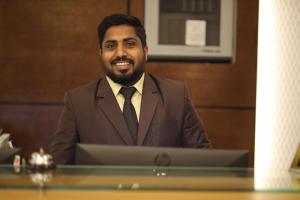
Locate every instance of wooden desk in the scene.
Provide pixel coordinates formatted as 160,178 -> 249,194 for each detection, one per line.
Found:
2,190 -> 300,200
0,165 -> 300,200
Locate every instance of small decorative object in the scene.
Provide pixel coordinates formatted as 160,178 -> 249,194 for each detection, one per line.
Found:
28,148 -> 55,171
29,171 -> 53,189
28,148 -> 55,189
13,154 -> 21,173
290,144 -> 300,173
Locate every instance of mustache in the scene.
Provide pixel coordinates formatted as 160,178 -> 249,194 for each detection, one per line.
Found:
111,57 -> 134,65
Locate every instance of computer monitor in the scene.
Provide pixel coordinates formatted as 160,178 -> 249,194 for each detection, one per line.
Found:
75,144 -> 249,167
0,148 -> 22,164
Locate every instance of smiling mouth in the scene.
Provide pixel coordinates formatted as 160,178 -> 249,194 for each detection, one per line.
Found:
115,61 -> 130,66
112,59 -> 134,72
111,58 -> 133,66
113,62 -> 131,74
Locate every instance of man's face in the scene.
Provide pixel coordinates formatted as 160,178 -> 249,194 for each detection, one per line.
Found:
99,24 -> 148,86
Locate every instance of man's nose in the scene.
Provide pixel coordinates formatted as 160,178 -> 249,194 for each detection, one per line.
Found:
116,44 -> 127,58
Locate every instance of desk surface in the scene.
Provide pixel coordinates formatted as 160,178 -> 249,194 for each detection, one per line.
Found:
1,165 -> 300,200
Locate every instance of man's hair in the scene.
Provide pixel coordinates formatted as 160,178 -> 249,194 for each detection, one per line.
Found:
97,14 -> 147,49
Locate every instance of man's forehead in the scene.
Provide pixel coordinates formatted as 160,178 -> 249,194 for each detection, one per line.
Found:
103,25 -> 139,41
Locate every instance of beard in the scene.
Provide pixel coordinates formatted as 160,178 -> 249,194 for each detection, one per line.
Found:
102,57 -> 146,86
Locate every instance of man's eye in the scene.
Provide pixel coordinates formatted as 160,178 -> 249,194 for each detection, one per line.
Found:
104,43 -> 115,49
126,41 -> 136,47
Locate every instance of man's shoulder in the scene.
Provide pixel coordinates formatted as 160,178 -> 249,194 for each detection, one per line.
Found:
148,74 -> 185,90
67,79 -> 101,97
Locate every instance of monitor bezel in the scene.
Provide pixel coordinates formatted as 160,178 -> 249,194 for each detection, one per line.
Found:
75,144 -> 249,167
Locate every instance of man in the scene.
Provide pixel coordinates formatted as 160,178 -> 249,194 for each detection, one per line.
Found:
51,14 -> 211,164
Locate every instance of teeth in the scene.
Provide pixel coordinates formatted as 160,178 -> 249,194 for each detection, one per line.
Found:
115,62 -> 129,66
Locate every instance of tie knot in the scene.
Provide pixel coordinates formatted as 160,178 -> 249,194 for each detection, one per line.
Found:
120,87 -> 136,100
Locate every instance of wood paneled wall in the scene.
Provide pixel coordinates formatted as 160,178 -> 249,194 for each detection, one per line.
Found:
0,0 -> 258,166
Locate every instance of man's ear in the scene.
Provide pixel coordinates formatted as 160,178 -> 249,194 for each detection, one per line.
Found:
144,46 -> 149,61
99,49 -> 102,56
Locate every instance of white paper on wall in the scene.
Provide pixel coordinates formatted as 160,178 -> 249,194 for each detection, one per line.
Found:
185,19 -> 206,46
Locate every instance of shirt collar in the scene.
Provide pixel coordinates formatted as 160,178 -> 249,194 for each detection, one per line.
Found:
106,73 -> 145,96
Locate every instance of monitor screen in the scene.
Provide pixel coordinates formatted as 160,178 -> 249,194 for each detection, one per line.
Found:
75,144 -> 249,167
0,148 -> 22,164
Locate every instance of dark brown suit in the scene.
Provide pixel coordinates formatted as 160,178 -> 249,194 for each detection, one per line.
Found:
51,73 -> 211,164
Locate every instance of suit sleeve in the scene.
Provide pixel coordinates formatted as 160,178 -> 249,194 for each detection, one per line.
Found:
182,85 -> 212,148
50,92 -> 79,164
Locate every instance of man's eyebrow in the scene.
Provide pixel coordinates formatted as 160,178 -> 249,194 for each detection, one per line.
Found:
103,38 -> 137,43
103,37 -> 139,46
103,40 -> 116,44
123,37 -> 138,42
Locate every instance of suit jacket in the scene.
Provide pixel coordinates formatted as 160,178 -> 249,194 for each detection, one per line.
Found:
51,73 -> 211,164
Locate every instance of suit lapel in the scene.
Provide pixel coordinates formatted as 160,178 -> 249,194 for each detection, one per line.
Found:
95,78 -> 134,145
137,74 -> 159,145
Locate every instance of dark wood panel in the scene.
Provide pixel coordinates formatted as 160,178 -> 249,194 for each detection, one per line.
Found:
129,0 -> 145,21
146,62 -> 256,107
0,104 -> 62,159
0,0 -> 127,102
0,104 -> 254,166
0,0 -> 258,107
198,108 -> 255,166
0,0 -> 258,167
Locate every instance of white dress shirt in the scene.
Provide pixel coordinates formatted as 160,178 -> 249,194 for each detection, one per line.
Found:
106,73 -> 144,122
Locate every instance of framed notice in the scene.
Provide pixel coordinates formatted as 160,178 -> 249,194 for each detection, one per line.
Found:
144,0 -> 237,62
